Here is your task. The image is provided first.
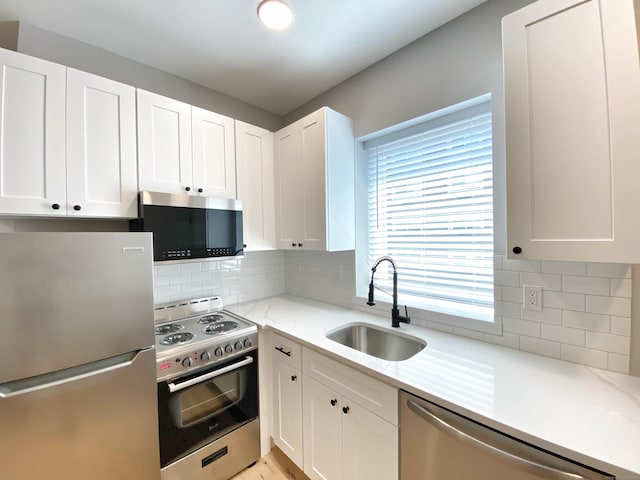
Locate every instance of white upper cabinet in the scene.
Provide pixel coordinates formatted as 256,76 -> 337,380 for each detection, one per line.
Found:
235,120 -> 276,251
192,106 -> 236,199
137,89 -> 236,199
274,107 -> 355,251
503,0 -> 640,262
0,48 -> 137,218
0,49 -> 66,216
66,69 -> 138,218
137,89 -> 192,195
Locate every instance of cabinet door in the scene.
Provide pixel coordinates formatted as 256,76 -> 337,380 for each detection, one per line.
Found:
66,69 -> 137,218
0,48 -> 66,215
192,107 -> 236,198
342,401 -> 398,480
299,109 -> 327,250
303,376 -> 342,480
235,120 -> 276,250
137,89 -> 192,195
504,0 -> 640,262
272,359 -> 303,468
274,123 -> 304,249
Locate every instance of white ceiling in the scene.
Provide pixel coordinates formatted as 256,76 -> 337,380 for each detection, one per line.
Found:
0,0 -> 487,116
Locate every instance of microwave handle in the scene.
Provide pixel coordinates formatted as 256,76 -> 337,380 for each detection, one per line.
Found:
168,356 -> 253,393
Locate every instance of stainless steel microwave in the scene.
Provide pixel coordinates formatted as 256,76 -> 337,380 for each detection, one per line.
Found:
130,191 -> 244,263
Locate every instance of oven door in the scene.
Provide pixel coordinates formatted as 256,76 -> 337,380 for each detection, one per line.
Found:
158,350 -> 258,468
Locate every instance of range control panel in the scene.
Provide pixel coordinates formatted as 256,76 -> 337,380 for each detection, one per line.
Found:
156,331 -> 258,381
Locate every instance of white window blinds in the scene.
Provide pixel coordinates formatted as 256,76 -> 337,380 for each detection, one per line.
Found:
365,101 -> 494,322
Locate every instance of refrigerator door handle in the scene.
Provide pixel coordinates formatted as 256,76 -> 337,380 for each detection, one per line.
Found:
168,356 -> 254,393
0,348 -> 152,399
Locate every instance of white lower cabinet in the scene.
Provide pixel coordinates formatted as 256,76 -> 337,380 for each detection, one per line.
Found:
272,358 -> 303,467
271,333 -> 304,468
270,331 -> 398,480
302,348 -> 398,480
303,376 -> 398,480
303,376 -> 343,480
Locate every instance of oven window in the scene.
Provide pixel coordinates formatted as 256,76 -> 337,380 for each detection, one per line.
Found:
171,370 -> 246,427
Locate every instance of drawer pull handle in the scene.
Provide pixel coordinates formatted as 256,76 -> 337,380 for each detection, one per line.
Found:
331,399 -> 337,406
275,346 -> 292,357
291,375 -> 297,381
342,406 -> 350,414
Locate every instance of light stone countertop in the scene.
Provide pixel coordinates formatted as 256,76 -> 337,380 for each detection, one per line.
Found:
228,294 -> 640,478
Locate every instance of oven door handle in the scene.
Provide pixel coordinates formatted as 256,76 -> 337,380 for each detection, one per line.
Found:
167,356 -> 254,393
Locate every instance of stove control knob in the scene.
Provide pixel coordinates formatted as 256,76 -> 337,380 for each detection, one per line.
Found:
234,341 -> 243,350
243,338 -> 253,348
214,347 -> 224,357
225,344 -> 234,354
182,357 -> 193,368
201,351 -> 211,362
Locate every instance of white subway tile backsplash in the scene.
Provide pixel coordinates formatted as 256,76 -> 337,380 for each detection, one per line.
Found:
191,271 -> 212,282
541,260 -> 587,275
562,311 -> 610,333
611,316 -> 631,336
502,258 -> 541,272
541,324 -> 585,347
587,263 -> 631,279
495,300 -> 522,319
585,295 -> 630,317
483,330 -> 520,349
610,278 -> 632,298
153,251 -> 633,374
494,270 -> 520,287
543,290 -> 585,312
521,307 -> 562,325
520,272 -> 561,290
520,336 -> 561,359
608,353 -> 630,374
501,286 -> 522,303
155,264 -> 180,276
561,275 -> 610,296
169,273 -> 192,285
502,317 -> 541,337
561,344 -> 608,369
154,251 -> 286,305
179,262 -> 202,274
585,332 -> 630,355
156,285 -> 181,298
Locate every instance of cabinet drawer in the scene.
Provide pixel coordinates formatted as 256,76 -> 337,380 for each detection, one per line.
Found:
303,348 -> 398,425
272,332 -> 302,370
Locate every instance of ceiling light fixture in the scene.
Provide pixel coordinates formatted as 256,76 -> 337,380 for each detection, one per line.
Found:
257,0 -> 293,30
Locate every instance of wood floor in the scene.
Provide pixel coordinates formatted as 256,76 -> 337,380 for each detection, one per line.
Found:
231,448 -> 309,480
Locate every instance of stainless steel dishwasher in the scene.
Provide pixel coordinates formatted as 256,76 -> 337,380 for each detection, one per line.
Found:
400,391 -> 615,480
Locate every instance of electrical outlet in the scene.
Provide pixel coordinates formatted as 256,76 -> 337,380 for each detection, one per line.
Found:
523,284 -> 542,311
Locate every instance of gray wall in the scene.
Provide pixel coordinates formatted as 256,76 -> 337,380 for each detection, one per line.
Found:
10,23 -> 283,132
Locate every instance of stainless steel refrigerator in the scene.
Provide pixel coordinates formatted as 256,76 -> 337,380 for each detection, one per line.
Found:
0,232 -> 160,480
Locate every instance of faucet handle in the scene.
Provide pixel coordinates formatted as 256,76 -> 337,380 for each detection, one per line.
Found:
366,281 -> 376,306
404,305 -> 411,323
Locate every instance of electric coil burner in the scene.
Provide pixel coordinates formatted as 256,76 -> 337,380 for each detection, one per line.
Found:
198,313 -> 224,324
159,332 -> 194,346
155,323 -> 184,335
153,296 -> 259,480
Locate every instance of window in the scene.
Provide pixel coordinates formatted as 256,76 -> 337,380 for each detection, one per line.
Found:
364,99 -> 493,322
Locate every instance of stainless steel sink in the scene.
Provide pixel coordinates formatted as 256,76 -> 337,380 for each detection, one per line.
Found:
325,322 -> 426,361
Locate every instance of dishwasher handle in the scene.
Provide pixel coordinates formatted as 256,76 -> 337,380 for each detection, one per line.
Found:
407,399 -> 593,480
